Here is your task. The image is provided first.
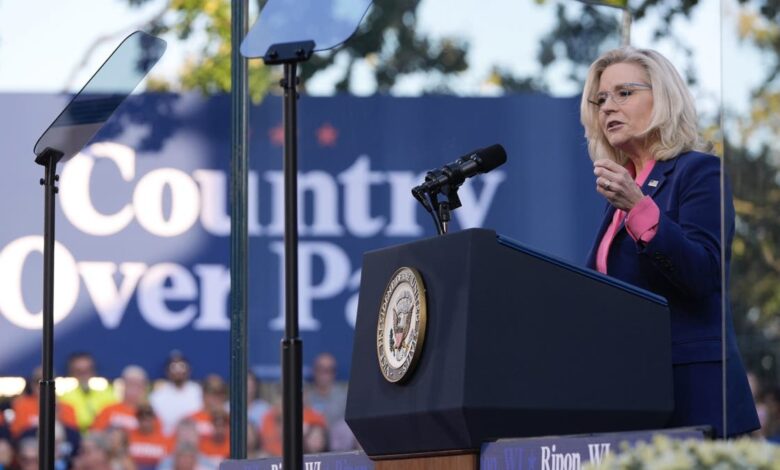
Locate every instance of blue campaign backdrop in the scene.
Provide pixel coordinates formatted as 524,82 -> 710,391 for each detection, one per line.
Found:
0,93 -> 603,380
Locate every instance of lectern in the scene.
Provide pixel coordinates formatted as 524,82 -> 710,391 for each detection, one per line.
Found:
346,229 -> 673,464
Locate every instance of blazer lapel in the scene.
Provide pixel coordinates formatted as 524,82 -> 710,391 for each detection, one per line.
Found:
642,157 -> 678,198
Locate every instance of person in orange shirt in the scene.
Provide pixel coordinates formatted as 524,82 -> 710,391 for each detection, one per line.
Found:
92,365 -> 157,433
187,374 -> 228,440
198,409 -> 230,463
128,403 -> 172,470
259,398 -> 327,457
11,367 -> 79,439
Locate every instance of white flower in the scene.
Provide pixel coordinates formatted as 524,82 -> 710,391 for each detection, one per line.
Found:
584,435 -> 780,470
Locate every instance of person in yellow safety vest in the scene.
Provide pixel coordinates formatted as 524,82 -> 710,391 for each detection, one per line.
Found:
59,352 -> 118,433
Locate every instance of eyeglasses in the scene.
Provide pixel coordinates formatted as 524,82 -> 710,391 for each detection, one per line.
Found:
588,83 -> 652,108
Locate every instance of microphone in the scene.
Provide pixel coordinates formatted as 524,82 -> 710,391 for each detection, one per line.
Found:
413,144 -> 507,195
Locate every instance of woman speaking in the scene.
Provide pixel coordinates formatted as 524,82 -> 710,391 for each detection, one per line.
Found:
580,47 -> 759,437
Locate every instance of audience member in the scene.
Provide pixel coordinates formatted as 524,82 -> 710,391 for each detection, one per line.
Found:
0,412 -> 9,441
72,432 -> 113,470
60,352 -> 118,432
307,353 -> 347,426
169,419 -> 200,449
149,352 -> 202,435
747,371 -> 769,437
52,421 -> 82,469
127,404 -> 172,470
0,437 -> 12,470
328,419 -> 359,452
187,375 -> 228,439
93,365 -> 154,433
764,387 -> 780,443
157,419 -> 215,470
247,372 -> 271,430
303,421 -> 329,454
15,437 -> 38,470
11,367 -> 79,440
246,422 -> 263,459
306,353 -> 357,451
259,398 -> 326,457
0,411 -> 12,469
103,427 -> 136,470
159,442 -> 214,470
197,409 -> 230,463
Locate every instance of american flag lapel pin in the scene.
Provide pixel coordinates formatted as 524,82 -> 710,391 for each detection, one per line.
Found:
648,179 -> 659,187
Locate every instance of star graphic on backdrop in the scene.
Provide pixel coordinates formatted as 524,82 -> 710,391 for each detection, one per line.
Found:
269,123 -> 284,147
316,122 -> 339,147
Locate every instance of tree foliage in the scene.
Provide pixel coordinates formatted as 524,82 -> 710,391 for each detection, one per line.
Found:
535,4 -> 622,85
299,0 -> 469,93
721,3 -> 780,373
125,0 -> 468,97
125,0 -> 273,100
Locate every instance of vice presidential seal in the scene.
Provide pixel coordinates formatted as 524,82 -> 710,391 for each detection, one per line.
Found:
376,267 -> 427,383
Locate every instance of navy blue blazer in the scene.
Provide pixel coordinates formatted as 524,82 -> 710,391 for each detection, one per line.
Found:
585,151 -> 759,437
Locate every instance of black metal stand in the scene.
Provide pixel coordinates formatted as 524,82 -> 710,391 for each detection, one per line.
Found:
264,40 -> 314,470
415,181 -> 463,236
281,60 -> 303,470
412,144 -> 506,236
36,147 -> 63,470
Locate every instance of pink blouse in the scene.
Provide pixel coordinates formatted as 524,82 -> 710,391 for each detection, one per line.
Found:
596,160 -> 660,274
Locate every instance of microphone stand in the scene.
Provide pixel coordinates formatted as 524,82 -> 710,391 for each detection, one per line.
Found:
412,144 -> 507,236
35,147 -> 64,470
414,179 -> 463,236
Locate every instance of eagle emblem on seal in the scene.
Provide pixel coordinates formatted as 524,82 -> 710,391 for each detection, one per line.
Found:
377,267 -> 427,383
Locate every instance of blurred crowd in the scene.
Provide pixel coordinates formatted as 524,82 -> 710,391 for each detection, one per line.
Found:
0,351 -> 356,469
11,353 -> 780,469
749,371 -> 780,442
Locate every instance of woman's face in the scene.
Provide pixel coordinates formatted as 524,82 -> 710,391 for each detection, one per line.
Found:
596,62 -> 654,157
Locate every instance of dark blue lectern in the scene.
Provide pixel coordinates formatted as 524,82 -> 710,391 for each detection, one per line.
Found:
346,229 -> 673,458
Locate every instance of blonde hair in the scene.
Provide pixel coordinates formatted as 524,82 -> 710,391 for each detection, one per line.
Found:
580,47 -> 709,164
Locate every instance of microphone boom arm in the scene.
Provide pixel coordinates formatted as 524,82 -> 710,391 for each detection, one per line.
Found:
412,144 -> 507,236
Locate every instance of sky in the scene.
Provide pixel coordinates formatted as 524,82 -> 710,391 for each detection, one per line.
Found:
0,0 -> 224,94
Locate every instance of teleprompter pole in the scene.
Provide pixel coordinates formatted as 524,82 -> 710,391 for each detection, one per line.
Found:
281,60 -> 303,470
37,148 -> 63,470
252,39 -> 314,470
229,0 -> 249,459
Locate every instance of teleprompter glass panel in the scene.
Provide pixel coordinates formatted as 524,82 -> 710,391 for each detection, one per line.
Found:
240,0 -> 373,58
34,31 -> 166,162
